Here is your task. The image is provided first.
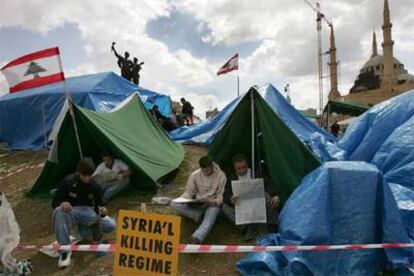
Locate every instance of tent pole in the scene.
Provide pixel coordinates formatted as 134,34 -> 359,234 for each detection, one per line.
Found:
250,90 -> 255,179
57,54 -> 84,159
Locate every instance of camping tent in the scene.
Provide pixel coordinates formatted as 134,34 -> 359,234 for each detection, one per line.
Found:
0,71 -> 172,150
208,87 -> 321,202
30,93 -> 184,195
170,84 -> 334,148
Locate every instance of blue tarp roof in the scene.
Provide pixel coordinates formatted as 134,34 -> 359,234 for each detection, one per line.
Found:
0,71 -> 172,150
238,162 -> 413,275
170,84 -> 335,150
238,90 -> 414,275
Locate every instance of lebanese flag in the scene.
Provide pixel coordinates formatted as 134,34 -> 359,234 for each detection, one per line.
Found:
217,53 -> 238,76
1,47 -> 65,93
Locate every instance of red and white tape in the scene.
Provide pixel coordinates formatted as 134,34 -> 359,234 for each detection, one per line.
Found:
0,163 -> 44,180
17,243 -> 414,253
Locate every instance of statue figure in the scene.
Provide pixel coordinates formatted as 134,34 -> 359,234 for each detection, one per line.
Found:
131,57 -> 144,86
111,42 -> 132,81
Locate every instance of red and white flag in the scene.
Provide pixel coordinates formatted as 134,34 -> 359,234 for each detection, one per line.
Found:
1,47 -> 65,93
217,53 -> 238,76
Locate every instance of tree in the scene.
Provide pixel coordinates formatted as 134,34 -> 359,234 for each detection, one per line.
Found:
24,62 -> 47,79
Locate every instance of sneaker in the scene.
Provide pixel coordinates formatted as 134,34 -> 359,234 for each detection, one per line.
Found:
188,237 -> 202,244
58,251 -> 71,268
89,219 -> 103,242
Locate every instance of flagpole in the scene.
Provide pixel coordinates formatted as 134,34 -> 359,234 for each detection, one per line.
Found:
41,99 -> 48,148
57,53 -> 84,160
237,75 -> 240,97
250,90 -> 255,179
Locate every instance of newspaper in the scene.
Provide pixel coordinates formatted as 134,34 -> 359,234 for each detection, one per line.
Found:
231,178 -> 267,225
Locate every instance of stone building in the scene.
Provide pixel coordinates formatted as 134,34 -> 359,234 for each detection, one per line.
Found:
328,0 -> 414,105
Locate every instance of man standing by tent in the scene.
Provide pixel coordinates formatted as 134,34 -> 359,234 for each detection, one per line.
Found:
170,156 -> 226,244
180,97 -> 194,126
222,154 -> 280,238
52,160 -> 116,268
93,151 -> 131,203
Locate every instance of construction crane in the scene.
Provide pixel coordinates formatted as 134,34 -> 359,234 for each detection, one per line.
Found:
302,0 -> 332,115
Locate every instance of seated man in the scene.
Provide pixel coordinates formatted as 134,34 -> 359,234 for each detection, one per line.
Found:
170,156 -> 226,244
52,160 -> 116,268
222,154 -> 280,240
93,151 -> 131,203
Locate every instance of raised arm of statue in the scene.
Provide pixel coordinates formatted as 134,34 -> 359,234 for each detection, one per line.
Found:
111,43 -> 121,59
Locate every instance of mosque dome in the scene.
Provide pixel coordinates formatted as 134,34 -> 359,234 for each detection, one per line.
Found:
361,55 -> 403,71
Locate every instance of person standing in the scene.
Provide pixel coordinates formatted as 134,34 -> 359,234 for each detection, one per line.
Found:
180,97 -> 194,126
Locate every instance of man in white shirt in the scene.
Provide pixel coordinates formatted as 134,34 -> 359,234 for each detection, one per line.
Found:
170,155 -> 227,244
93,151 -> 131,203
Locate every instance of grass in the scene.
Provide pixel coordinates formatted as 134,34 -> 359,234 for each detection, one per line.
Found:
1,146 -> 251,275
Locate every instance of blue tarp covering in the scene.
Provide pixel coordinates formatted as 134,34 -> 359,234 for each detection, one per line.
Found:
0,71 -> 172,150
138,87 -> 172,118
170,84 -> 334,148
237,162 -> 413,275
238,90 -> 414,275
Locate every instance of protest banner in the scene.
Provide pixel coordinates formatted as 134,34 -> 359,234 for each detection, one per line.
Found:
113,210 -> 181,276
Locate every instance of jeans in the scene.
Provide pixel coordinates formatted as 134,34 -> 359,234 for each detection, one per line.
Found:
95,177 -> 130,203
170,202 -> 220,242
52,206 -> 116,252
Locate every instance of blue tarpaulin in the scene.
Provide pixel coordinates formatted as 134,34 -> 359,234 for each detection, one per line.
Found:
237,162 -> 413,275
170,84 -> 334,148
237,90 -> 414,275
0,71 -> 172,150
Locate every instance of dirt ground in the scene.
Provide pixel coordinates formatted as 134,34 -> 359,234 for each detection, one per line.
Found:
0,146 -> 255,276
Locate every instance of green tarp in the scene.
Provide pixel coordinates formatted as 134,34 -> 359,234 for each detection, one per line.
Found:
324,100 -> 369,117
30,94 -> 184,195
208,88 -> 321,202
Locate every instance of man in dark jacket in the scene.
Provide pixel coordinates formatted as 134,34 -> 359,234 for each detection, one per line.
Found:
222,154 -> 280,241
180,97 -> 194,126
52,160 -> 116,269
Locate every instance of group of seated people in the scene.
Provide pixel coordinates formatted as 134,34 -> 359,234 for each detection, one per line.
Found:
51,152 -> 280,268
171,154 -> 280,244
52,151 -> 130,268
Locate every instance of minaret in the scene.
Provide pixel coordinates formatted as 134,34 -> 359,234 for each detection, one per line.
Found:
381,0 -> 397,91
371,31 -> 378,57
328,25 -> 340,101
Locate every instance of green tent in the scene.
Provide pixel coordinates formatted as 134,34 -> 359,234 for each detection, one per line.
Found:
208,88 -> 320,202
30,94 -> 184,195
324,100 -> 369,117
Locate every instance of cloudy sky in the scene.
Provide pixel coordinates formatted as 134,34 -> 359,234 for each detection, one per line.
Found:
1,0 -> 413,117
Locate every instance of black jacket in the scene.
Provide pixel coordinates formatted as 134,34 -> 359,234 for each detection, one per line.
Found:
52,174 -> 104,210
181,102 -> 193,115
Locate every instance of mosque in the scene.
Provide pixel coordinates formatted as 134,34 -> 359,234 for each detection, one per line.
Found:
328,0 -> 414,106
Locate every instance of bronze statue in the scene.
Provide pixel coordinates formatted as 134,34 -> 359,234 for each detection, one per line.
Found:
111,42 -> 132,81
131,57 -> 144,86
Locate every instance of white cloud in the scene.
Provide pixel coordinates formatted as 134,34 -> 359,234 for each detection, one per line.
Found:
1,0 -> 413,113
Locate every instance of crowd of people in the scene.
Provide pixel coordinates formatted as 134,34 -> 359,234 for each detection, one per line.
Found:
51,152 -> 280,268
